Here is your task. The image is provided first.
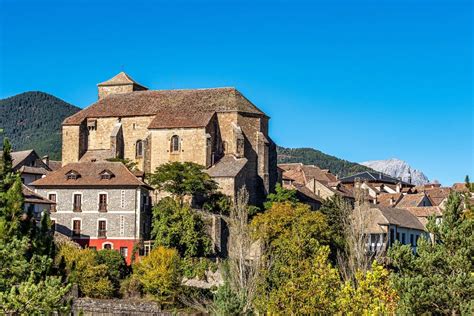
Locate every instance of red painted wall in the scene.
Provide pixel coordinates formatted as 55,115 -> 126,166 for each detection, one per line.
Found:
74,238 -> 138,264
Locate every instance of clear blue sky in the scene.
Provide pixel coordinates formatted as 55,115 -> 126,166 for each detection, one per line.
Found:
0,0 -> 472,185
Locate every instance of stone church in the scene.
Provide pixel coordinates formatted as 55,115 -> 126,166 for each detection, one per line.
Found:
62,72 -> 277,205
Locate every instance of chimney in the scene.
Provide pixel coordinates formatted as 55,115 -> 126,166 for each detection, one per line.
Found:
42,155 -> 49,167
97,72 -> 147,100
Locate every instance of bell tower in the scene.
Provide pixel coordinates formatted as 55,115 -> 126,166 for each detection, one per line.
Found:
97,72 -> 147,99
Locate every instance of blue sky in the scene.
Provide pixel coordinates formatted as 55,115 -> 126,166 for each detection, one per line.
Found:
0,0 -> 472,185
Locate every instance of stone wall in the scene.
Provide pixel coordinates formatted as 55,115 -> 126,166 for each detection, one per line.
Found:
35,187 -> 150,239
149,127 -> 208,171
72,298 -> 173,316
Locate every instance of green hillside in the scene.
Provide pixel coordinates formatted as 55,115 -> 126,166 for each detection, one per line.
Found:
0,91 -> 80,160
277,146 -> 373,178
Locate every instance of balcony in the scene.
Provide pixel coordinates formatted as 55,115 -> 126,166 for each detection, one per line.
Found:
98,203 -> 108,212
98,230 -> 107,239
73,204 -> 82,212
72,230 -> 81,237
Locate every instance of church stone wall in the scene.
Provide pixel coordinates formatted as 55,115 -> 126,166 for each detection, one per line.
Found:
149,127 -> 208,172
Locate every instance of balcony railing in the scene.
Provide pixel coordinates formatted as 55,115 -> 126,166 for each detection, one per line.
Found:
72,230 -> 81,237
98,230 -> 107,238
98,203 -> 108,212
73,204 -> 81,212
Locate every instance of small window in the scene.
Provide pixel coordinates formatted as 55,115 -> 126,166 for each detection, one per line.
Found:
136,140 -> 144,157
73,194 -> 82,212
66,170 -> 80,180
120,247 -> 128,258
48,194 -> 57,212
401,233 -> 406,244
99,194 -> 107,212
103,243 -> 112,250
170,135 -> 180,153
237,138 -> 244,155
72,220 -> 81,237
99,170 -> 114,180
98,220 -> 107,238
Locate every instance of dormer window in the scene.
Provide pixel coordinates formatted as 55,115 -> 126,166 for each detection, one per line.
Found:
170,135 -> 180,153
100,170 -> 114,180
66,170 -> 80,180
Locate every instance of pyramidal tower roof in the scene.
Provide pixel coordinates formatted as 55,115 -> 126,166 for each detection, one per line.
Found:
97,71 -> 147,89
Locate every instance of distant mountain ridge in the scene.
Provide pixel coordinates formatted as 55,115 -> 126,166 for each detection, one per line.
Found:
277,146 -> 374,178
0,91 -> 80,160
360,158 -> 429,185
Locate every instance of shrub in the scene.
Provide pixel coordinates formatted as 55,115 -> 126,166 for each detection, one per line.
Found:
134,246 -> 181,304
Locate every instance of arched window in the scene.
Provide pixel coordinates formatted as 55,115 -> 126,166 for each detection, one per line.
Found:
136,140 -> 144,157
170,135 -> 180,153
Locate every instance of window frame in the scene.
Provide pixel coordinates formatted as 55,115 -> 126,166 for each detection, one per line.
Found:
136,139 -> 144,157
98,219 -> 107,238
98,192 -> 108,212
72,219 -> 81,237
48,192 -> 57,212
72,193 -> 82,212
170,135 -> 180,153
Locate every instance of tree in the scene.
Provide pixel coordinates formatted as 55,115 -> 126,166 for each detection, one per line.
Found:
96,249 -> 129,295
148,162 -> 217,204
152,197 -> 212,258
0,237 -> 71,314
389,192 -> 474,314
337,261 -> 398,314
134,246 -> 181,305
56,244 -> 114,299
318,194 -> 352,262
263,183 -> 298,210
251,202 -> 337,313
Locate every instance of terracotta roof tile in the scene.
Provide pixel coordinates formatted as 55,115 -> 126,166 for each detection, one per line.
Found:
22,184 -> 54,205
31,162 -> 151,188
377,193 -> 403,207
396,193 -> 429,208
63,88 -> 265,126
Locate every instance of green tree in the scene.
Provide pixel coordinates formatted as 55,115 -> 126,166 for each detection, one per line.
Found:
318,194 -> 352,262
0,237 -> 71,314
251,202 -> 337,313
134,246 -> 181,305
337,261 -> 398,314
151,197 -> 212,258
56,244 -> 114,299
96,249 -> 129,295
148,162 -> 217,204
263,183 -> 298,210
389,192 -> 474,314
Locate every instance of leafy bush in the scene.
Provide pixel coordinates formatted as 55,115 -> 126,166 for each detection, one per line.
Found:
152,197 -> 212,258
181,257 -> 218,280
120,276 -> 142,299
133,246 -> 181,305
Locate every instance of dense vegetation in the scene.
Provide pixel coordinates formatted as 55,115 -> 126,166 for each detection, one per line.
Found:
277,146 -> 374,177
0,91 -> 80,160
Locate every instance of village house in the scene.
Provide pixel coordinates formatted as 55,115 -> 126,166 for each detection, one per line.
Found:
31,161 -> 153,264
0,149 -> 54,185
22,184 -> 55,224
354,205 -> 428,254
278,163 -> 354,208
61,72 -> 277,206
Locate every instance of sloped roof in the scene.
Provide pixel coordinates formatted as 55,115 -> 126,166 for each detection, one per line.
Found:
19,165 -> 49,175
31,162 -> 151,188
148,111 -> 215,129
47,160 -> 62,171
63,88 -> 266,126
22,184 -> 54,205
376,206 -> 426,231
404,206 -> 443,218
278,163 -> 337,184
396,193 -> 429,208
377,193 -> 403,207
340,171 -> 413,186
97,71 -> 147,89
206,155 -> 248,178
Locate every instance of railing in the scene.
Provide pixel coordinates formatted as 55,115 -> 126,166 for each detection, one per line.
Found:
98,203 -> 108,212
98,230 -> 107,238
73,204 -> 81,212
72,230 -> 81,237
